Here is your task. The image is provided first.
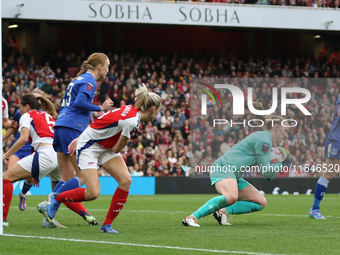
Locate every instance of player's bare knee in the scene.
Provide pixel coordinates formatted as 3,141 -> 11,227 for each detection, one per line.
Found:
85,189 -> 100,201
225,194 -> 238,205
322,170 -> 335,180
119,177 -> 132,190
259,198 -> 267,208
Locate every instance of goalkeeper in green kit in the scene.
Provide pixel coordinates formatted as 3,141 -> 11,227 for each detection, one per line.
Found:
182,102 -> 291,227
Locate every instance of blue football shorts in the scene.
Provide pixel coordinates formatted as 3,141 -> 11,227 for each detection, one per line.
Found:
324,139 -> 340,161
13,148 -> 31,160
53,126 -> 82,155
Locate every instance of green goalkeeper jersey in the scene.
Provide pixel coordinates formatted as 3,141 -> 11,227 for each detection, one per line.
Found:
210,130 -> 282,180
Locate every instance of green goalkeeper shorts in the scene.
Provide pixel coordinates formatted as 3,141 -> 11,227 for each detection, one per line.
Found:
210,158 -> 250,190
210,177 -> 250,190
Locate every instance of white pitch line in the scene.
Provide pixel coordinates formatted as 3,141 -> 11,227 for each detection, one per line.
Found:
2,234 -> 289,255
20,207 -> 340,218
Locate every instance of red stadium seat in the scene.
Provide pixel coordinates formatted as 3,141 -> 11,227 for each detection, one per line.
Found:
68,67 -> 79,77
96,81 -> 102,91
237,72 -> 243,78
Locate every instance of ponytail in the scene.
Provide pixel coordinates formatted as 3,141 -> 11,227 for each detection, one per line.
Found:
134,83 -> 162,112
37,95 -> 58,120
73,53 -> 108,80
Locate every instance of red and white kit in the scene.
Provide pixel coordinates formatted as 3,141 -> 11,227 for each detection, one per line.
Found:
2,97 -> 9,118
77,105 -> 141,170
17,110 -> 60,181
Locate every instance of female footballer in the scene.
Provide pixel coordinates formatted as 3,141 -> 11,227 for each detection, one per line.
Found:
182,102 -> 291,227
309,93 -> 340,219
2,94 -> 61,224
3,88 -> 46,212
41,84 -> 162,233
49,53 -> 113,225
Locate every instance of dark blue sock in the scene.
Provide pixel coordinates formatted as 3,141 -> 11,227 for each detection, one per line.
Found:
55,177 -> 82,193
53,180 -> 65,193
312,177 -> 329,210
21,180 -> 32,195
80,211 -> 90,219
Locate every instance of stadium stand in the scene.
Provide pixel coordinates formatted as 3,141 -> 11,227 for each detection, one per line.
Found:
2,43 -> 340,177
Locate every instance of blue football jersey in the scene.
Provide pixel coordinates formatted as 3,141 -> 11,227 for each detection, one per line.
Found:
11,109 -> 32,151
327,94 -> 340,141
55,72 -> 99,132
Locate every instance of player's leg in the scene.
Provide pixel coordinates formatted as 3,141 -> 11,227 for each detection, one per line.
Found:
183,178 -> 238,227
3,163 -> 32,222
309,157 -> 339,219
213,179 -> 265,225
8,153 -> 31,211
53,127 -> 84,189
42,168 -> 99,227
43,145 -> 99,221
49,128 -> 96,223
100,154 -> 131,233
55,160 -> 99,226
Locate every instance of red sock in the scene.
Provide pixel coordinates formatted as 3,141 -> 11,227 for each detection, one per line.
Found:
3,179 -> 13,221
56,188 -> 86,203
63,202 -> 90,219
103,187 -> 129,226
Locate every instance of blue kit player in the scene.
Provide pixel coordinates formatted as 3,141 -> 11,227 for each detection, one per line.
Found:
309,94 -> 340,219
38,52 -> 113,226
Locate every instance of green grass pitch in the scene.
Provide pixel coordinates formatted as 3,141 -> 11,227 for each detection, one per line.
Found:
1,194 -> 340,255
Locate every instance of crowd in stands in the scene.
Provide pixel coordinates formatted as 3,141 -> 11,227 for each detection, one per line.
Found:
2,41 -> 340,177
184,0 -> 340,8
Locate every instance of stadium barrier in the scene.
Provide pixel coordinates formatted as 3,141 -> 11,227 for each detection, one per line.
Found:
12,177 -> 340,196
12,177 -> 156,196
155,177 -> 340,195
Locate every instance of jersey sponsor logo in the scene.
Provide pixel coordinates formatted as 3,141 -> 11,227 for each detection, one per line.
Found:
262,142 -> 269,153
77,77 -> 84,81
88,162 -> 95,165
86,82 -> 94,91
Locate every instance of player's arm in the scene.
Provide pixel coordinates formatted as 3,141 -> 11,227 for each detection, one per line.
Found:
3,127 -> 29,160
74,91 -> 101,111
3,110 -> 20,140
3,127 -> 17,141
256,154 -> 282,182
113,118 -> 138,153
74,84 -> 112,111
68,126 -> 91,156
3,118 -> 12,129
112,135 -> 129,154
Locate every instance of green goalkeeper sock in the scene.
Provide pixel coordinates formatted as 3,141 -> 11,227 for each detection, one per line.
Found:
192,195 -> 228,220
226,201 -> 263,214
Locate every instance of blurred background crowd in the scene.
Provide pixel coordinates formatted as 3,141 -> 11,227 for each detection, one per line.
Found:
2,39 -> 340,177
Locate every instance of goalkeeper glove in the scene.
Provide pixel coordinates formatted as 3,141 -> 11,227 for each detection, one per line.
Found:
278,147 -> 291,167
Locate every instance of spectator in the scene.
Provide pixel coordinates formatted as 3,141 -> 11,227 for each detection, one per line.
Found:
99,76 -> 110,102
171,161 -> 186,177
160,109 -> 174,130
